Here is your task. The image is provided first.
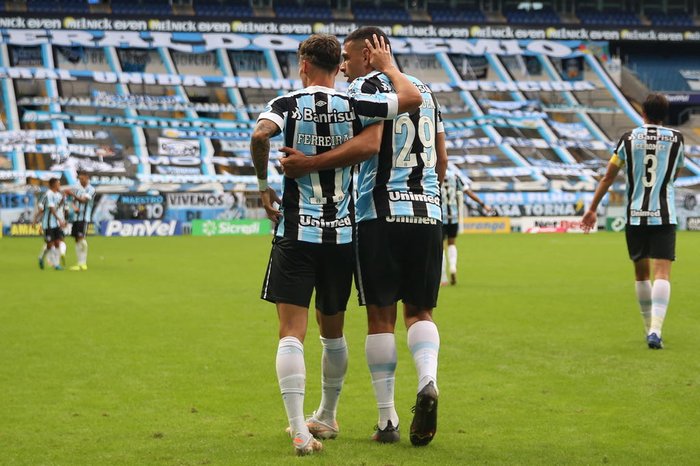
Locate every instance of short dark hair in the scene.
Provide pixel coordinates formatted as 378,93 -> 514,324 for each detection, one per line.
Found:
344,26 -> 391,47
77,170 -> 88,177
643,93 -> 669,123
48,177 -> 59,187
297,34 -> 341,72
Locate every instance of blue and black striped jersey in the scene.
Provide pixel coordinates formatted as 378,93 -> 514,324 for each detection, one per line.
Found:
258,85 -> 398,244
348,71 -> 444,222
39,190 -> 64,230
612,124 -> 685,226
74,184 -> 96,222
441,171 -> 466,225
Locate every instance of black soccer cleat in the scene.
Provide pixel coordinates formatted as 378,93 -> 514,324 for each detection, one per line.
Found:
410,381 -> 438,447
371,420 -> 400,443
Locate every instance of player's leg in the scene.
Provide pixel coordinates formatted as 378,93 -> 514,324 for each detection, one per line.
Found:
356,219 -> 401,441
308,243 -> 352,439
633,259 -> 652,334
52,237 -> 63,270
440,227 -> 448,286
58,239 -> 67,267
276,304 -> 320,455
263,237 -> 320,455
38,240 -> 48,269
400,220 -> 442,446
446,233 -> 458,285
648,259 -> 672,347
71,223 -> 89,270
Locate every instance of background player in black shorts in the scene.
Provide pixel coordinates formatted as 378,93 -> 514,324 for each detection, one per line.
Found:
582,94 -> 685,349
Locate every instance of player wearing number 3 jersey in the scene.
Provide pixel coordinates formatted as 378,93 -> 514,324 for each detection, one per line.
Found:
280,26 -> 447,447
582,93 -> 685,350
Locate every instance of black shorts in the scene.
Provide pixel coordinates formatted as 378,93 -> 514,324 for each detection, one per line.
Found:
71,221 -> 88,239
625,224 -> 676,262
261,236 -> 353,315
44,227 -> 64,242
442,223 -> 459,239
356,217 -> 442,309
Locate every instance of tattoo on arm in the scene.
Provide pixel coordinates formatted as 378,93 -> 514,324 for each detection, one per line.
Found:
250,119 -> 280,179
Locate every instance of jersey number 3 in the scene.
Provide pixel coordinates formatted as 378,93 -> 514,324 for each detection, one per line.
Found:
393,115 -> 436,168
642,153 -> 657,188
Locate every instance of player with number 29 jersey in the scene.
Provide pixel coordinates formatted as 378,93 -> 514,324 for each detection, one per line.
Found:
348,71 -> 444,222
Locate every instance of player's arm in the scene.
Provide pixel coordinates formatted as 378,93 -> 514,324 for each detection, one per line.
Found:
280,123 -> 383,178
250,118 -> 282,223
581,156 -> 622,233
465,189 -> 491,213
436,131 -> 448,183
365,34 -> 421,115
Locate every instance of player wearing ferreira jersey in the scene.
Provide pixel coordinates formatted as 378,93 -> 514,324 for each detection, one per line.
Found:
582,94 -> 685,350
34,178 -> 66,271
250,33 -> 421,456
281,27 -> 447,447
65,170 -> 95,271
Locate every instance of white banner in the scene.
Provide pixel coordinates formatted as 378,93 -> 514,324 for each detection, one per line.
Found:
157,137 -> 199,157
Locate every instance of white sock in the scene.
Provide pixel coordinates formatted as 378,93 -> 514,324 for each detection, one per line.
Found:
59,241 -> 66,258
47,247 -> 58,267
77,239 -> 88,265
441,251 -> 447,283
447,244 -> 457,274
407,320 -> 440,393
276,336 -> 308,437
635,280 -> 652,333
649,279 -> 670,337
39,243 -> 47,260
365,333 -> 399,429
315,336 -> 347,423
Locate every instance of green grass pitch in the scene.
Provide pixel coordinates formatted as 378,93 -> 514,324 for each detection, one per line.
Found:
1,232 -> 700,465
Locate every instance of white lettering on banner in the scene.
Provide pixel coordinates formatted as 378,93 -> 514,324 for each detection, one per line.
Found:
103,220 -> 178,236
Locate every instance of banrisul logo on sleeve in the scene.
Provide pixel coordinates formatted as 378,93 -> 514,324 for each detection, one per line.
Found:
191,219 -> 271,236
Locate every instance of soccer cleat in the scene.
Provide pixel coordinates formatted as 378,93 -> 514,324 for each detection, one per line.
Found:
410,381 -> 438,447
450,273 -> 457,286
647,333 -> 663,349
285,413 -> 339,440
307,414 -> 339,440
293,433 -> 323,456
371,420 -> 400,443
69,265 -> 82,271
38,257 -> 45,270
54,265 -> 64,271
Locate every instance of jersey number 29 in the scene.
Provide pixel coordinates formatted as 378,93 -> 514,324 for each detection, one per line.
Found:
393,115 -> 436,168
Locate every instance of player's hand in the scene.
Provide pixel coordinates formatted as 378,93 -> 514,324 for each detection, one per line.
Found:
365,34 -> 395,74
261,187 -> 282,224
581,210 -> 597,234
483,205 -> 493,214
59,220 -> 67,229
279,147 -> 313,178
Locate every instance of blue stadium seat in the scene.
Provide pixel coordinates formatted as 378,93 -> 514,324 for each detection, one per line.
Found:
353,6 -> 411,22
428,7 -> 486,23
629,54 -> 700,91
647,10 -> 694,27
577,9 -> 641,26
504,8 -> 561,24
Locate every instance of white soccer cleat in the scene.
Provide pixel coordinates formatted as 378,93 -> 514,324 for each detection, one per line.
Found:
306,414 -> 339,440
293,432 -> 323,456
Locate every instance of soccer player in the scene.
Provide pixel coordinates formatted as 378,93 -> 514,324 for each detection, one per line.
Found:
34,178 -> 66,271
64,170 -> 96,271
440,168 -> 491,286
251,33 -> 421,455
581,94 -> 684,350
281,27 -> 447,447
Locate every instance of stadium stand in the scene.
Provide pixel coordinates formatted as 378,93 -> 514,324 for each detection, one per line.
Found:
503,7 -> 561,24
646,10 -> 694,27
576,8 -> 642,26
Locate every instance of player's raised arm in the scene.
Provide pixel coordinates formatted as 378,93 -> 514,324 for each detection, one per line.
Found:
364,34 -> 422,115
251,119 -> 282,223
280,122 -> 383,178
436,132 -> 448,183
